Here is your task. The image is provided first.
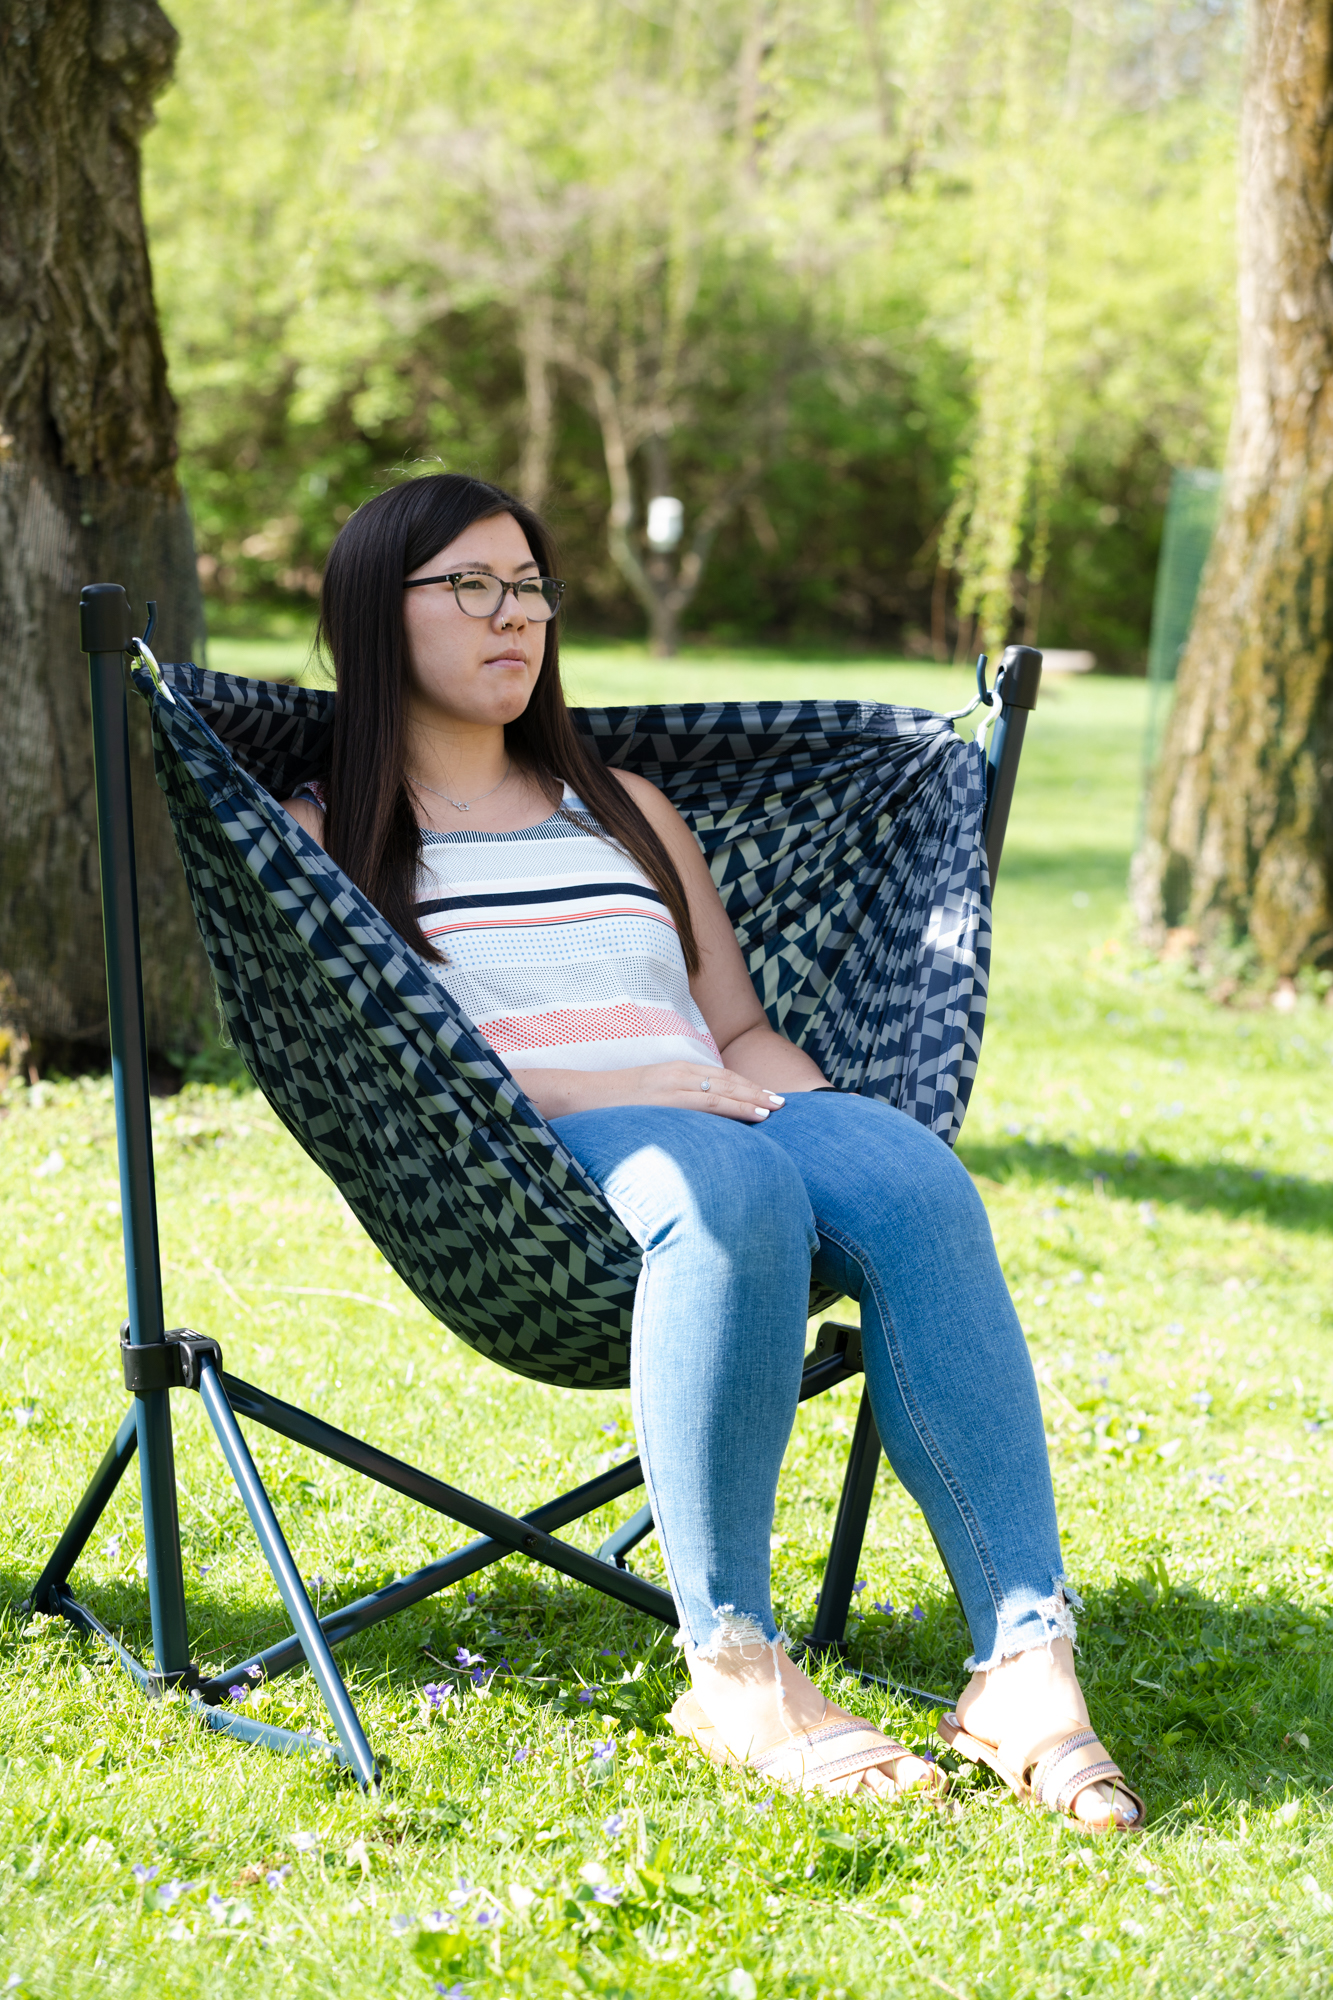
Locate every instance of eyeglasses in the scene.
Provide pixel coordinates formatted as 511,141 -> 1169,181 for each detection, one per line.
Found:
402,570 -> 566,622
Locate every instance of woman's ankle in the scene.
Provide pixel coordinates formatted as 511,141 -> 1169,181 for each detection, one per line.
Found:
955,1636 -> 1090,1755
686,1640 -> 827,1751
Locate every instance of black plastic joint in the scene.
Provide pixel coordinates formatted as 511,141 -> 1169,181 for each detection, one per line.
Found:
994,645 -> 1043,711
812,1318 -> 864,1373
79,584 -> 134,658
120,1324 -> 224,1393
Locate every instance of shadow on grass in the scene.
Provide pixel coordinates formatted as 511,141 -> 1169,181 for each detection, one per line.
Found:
959,1135 -> 1333,1237
841,1569 -> 1333,1823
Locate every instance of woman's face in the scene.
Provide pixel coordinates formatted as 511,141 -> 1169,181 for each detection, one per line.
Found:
402,512 -> 547,732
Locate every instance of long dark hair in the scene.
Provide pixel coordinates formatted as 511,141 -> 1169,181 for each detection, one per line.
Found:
317,472 -> 700,971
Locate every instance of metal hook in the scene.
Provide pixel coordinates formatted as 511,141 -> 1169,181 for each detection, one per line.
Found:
142,600 -> 158,650
128,629 -> 176,706
940,653 -> 998,729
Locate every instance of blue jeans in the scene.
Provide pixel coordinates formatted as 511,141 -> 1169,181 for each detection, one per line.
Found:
553,1090 -> 1077,1672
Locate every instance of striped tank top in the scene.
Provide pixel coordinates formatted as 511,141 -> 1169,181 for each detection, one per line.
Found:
415,787 -> 722,1074
294,779 -> 722,1075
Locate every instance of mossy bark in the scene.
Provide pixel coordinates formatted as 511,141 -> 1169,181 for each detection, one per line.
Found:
1132,0 -> 1333,976
0,0 -> 212,1066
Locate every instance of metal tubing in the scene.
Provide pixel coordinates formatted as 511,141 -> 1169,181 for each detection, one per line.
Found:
84,587 -> 191,1680
217,1373 -> 679,1624
196,1362 -> 379,1787
807,1387 -> 883,1651
195,1453 -> 667,1697
54,1589 -> 352,1764
597,1502 -> 655,1569
983,644 -> 1042,887
198,1339 -> 864,1692
30,1405 -> 139,1610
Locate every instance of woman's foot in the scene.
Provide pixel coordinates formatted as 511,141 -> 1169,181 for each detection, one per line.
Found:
678,1639 -> 941,1802
950,1637 -> 1140,1829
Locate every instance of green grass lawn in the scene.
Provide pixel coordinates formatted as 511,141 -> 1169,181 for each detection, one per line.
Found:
3,650 -> 1332,1997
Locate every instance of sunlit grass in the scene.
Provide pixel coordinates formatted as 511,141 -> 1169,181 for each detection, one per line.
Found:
2,655 -> 1332,1995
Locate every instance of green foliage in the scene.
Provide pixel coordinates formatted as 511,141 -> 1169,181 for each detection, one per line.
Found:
5,658 -> 1333,1992
142,1 -> 1240,664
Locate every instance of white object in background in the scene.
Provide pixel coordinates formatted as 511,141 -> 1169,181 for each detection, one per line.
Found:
646,496 -> 684,552
1040,649 -> 1096,674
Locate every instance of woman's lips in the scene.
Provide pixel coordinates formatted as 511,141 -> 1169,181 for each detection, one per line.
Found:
485,652 -> 529,667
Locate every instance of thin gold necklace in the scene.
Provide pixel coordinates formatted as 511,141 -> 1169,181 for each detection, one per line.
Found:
409,759 -> 512,814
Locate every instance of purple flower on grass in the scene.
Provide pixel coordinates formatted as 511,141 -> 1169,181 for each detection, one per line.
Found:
422,1683 -> 446,1709
455,1647 -> 484,1669
157,1879 -> 193,1908
911,1605 -> 925,1623
474,1905 -> 501,1927
207,1893 -> 227,1919
590,1739 -> 615,1763
246,1665 -> 263,1681
470,1666 -> 487,1686
465,1591 -> 477,1605
106,1538 -> 121,1562
131,1864 -> 160,1885
600,1422 -> 618,1434
871,1599 -> 893,1615
852,1580 -> 867,1595
577,1691 -> 596,1704
511,1744 -> 531,1764
602,1812 -> 626,1837
265,1867 -> 291,1890
388,1913 -> 414,1935
592,1884 -> 622,1906
447,1879 -> 473,1908
227,1684 -> 248,1703
434,1985 -> 470,1998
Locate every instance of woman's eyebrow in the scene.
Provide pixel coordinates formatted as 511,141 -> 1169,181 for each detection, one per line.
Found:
454,560 -> 541,576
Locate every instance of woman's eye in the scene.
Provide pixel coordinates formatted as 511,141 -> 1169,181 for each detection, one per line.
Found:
455,575 -> 491,598
515,581 -> 546,601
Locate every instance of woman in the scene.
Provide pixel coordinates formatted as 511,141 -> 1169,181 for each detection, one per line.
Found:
284,472 -> 1142,1827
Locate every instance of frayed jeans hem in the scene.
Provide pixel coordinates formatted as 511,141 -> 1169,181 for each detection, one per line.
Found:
964,1580 -> 1083,1675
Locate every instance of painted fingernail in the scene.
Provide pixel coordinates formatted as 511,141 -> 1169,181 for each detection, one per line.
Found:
752,1107 -> 770,1118
766,1093 -> 785,1104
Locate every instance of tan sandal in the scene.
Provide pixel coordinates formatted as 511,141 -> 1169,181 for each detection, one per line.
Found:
668,1691 -> 948,1802
937,1711 -> 1144,1830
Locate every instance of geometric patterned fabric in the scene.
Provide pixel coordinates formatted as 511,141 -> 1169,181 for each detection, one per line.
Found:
140,664 -> 991,1390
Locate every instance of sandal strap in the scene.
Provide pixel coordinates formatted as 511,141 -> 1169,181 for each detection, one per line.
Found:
1030,1729 -> 1132,1815
752,1719 -> 916,1787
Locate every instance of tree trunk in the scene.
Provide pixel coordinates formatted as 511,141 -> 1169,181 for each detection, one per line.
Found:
0,0 -> 212,1070
1132,0 -> 1333,978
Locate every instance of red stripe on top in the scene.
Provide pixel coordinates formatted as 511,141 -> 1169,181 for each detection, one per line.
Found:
480,1002 -> 722,1058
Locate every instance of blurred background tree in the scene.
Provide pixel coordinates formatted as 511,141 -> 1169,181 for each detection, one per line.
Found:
0,0 -> 213,1071
140,0 -> 1240,667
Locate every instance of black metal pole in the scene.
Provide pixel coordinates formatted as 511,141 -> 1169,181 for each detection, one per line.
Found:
983,644 -> 1043,887
195,1362 -> 379,1787
81,583 -> 191,1681
806,1387 -> 882,1651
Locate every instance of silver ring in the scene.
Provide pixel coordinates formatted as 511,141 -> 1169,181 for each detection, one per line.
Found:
699,1077 -> 711,1093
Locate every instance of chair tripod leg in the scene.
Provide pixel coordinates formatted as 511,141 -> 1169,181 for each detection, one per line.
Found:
808,1386 -> 881,1653
597,1501 -> 654,1569
30,1404 -> 139,1613
196,1362 -> 379,1788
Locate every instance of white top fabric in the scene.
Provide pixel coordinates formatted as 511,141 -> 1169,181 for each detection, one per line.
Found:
413,786 -> 723,1076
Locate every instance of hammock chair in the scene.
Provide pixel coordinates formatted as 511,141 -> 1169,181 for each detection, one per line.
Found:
33,583 -> 1041,1786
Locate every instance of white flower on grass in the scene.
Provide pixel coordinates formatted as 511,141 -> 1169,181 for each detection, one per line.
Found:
289,1831 -> 319,1853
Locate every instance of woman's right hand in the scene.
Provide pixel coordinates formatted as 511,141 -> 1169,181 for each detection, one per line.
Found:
511,1061 -> 785,1123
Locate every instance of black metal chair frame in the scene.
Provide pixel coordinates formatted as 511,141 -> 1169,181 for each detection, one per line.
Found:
28,582 -> 1041,1789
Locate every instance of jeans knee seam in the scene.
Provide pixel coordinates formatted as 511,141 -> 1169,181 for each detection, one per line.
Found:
819,1220 -> 1008,1631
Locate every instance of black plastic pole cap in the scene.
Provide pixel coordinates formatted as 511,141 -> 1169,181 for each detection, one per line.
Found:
79,583 -> 133,657
994,644 -> 1042,711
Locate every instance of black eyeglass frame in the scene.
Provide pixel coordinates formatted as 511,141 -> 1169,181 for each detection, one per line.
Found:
402,570 -> 566,621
